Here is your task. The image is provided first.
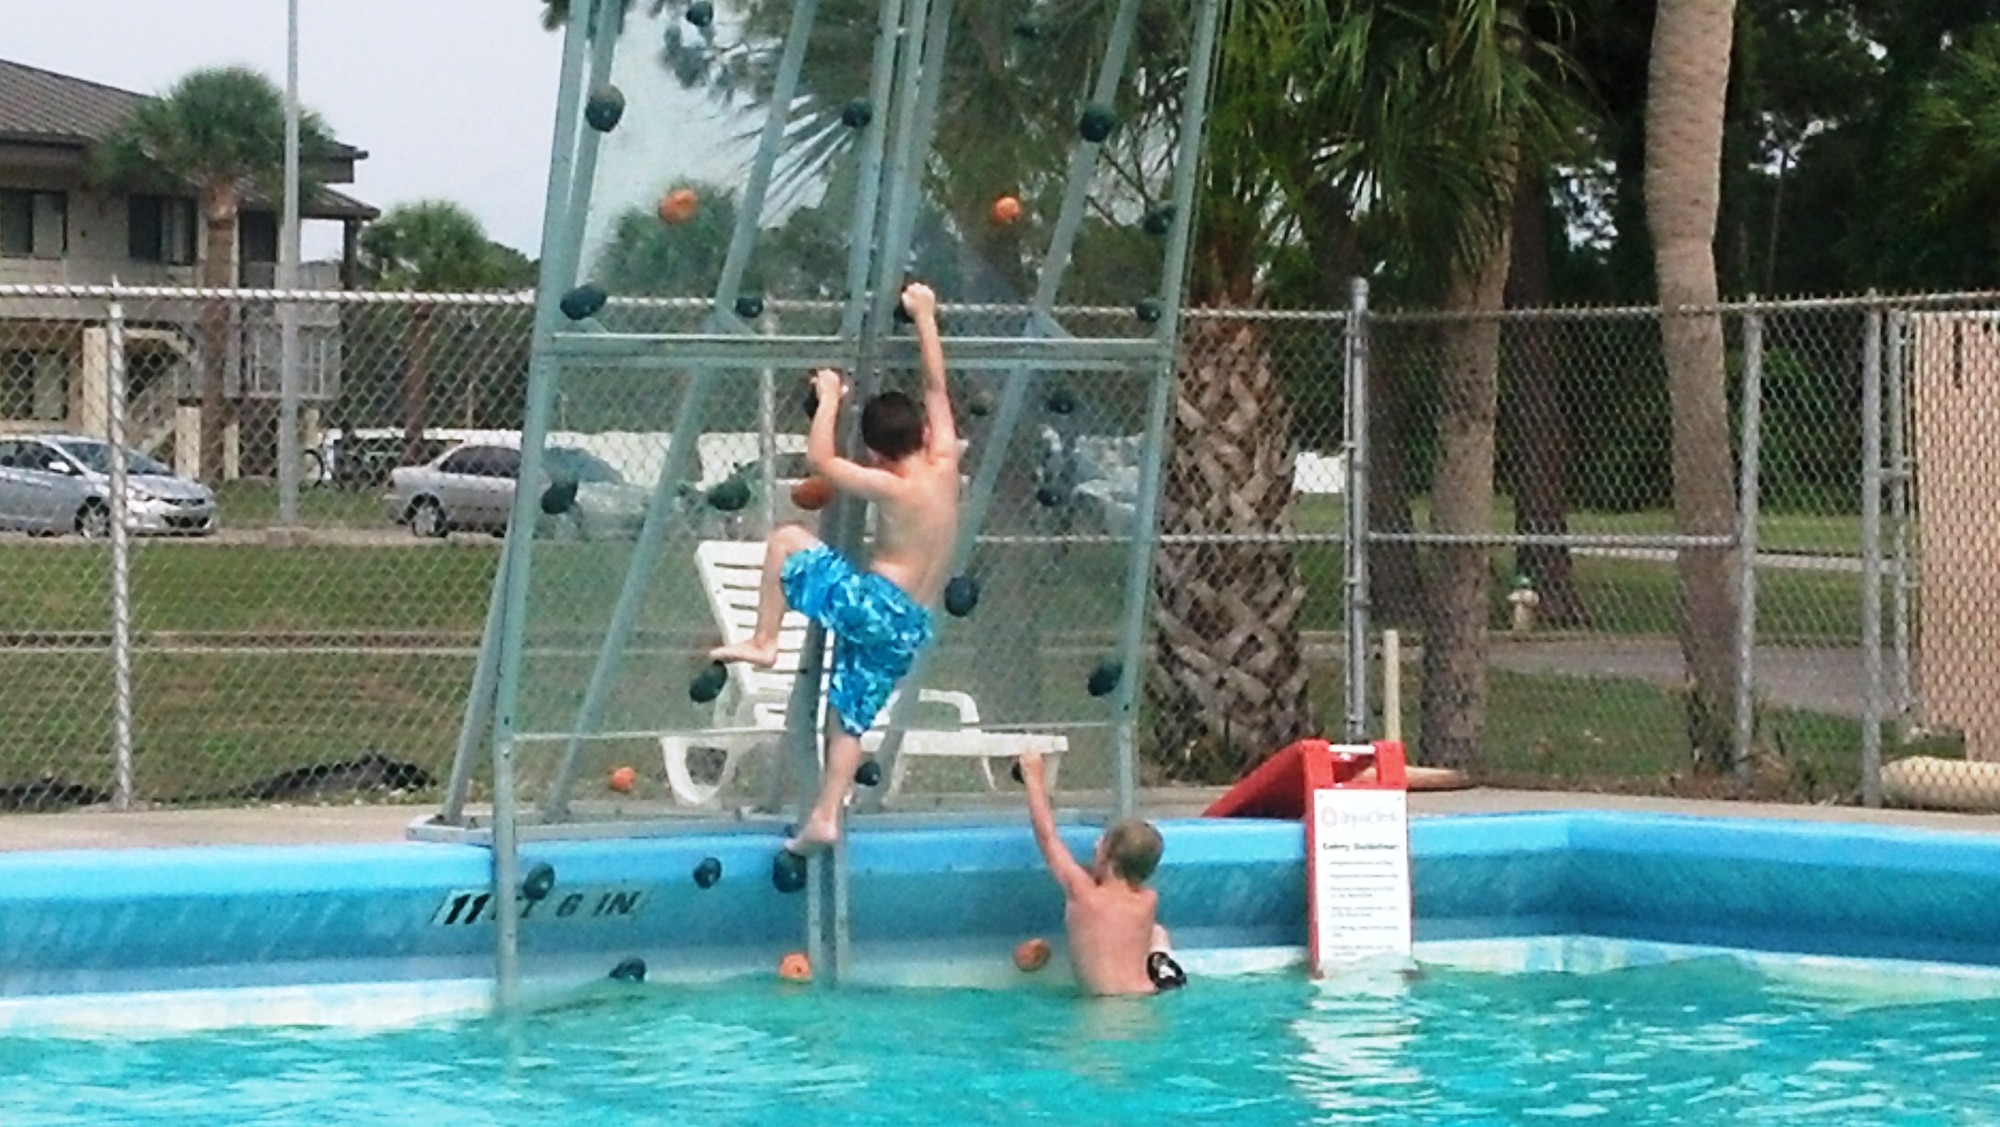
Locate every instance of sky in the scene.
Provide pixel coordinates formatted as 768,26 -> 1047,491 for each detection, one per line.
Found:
11,0 -> 568,261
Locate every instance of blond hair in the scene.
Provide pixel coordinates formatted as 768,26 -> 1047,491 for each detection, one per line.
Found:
1102,819 -> 1163,884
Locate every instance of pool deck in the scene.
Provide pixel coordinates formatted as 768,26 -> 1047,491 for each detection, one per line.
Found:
0,787 -> 1997,852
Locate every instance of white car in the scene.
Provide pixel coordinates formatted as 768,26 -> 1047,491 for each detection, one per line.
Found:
0,434 -> 216,538
382,440 -> 651,539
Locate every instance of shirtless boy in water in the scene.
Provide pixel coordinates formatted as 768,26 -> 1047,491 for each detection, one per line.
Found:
1017,750 -> 1185,997
710,282 -> 959,857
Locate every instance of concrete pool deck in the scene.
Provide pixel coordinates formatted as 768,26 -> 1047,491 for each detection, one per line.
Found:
0,787 -> 1997,852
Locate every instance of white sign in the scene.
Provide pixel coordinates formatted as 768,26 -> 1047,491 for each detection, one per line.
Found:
1309,786 -> 1412,971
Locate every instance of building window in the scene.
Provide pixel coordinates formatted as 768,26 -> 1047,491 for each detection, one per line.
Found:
0,349 -> 69,422
129,195 -> 197,265
0,190 -> 68,259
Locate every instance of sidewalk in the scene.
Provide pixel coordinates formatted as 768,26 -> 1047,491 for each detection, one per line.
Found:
0,787 -> 1996,852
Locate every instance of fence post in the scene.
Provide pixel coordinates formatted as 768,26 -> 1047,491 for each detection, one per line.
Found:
105,289 -> 135,810
276,0 -> 303,527
1343,277 -> 1372,741
1861,297 -> 1885,807
1734,302 -> 1763,787
1885,309 -> 1912,733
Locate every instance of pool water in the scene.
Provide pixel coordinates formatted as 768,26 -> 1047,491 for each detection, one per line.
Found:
7,958 -> 2000,1126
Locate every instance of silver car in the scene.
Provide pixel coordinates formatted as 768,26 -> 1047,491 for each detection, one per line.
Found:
382,441 -> 649,539
0,435 -> 217,538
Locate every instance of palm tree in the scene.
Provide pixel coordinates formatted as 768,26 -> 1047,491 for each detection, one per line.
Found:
1150,0 -> 1580,778
93,66 -> 338,484
361,201 -> 534,463
1644,0 -> 1740,769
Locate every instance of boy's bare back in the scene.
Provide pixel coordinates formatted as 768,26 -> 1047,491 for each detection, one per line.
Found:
1062,876 -> 1162,996
804,283 -> 960,606
1018,751 -> 1166,997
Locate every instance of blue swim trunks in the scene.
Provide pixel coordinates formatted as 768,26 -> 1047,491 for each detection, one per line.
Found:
780,544 -> 936,736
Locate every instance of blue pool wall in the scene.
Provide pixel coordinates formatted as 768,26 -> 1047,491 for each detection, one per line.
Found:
4,812 -> 2000,1002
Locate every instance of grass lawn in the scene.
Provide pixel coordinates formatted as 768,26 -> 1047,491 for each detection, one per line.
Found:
1412,669 -> 1867,803
0,514 -> 1877,809
0,637 -> 1876,809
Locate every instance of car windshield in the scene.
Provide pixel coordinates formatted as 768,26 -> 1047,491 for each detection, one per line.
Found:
55,440 -> 174,477
544,447 -> 623,484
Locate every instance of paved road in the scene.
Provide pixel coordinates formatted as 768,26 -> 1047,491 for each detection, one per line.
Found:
0,526 -> 474,548
1488,637 -> 1874,719
1575,546 -> 1862,573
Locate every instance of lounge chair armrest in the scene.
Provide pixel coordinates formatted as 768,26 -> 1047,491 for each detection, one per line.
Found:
915,688 -> 980,725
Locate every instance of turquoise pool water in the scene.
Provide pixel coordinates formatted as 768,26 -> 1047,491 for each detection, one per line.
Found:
8,957 -> 1998,1126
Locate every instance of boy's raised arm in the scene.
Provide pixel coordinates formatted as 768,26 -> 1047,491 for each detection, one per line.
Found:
805,368 -> 900,500
900,283 -> 958,459
1019,751 -> 1093,899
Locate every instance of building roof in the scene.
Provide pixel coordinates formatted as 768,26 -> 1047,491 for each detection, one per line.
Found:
0,58 -> 367,163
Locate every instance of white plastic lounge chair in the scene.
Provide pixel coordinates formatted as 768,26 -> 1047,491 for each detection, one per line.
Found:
660,539 -> 1066,806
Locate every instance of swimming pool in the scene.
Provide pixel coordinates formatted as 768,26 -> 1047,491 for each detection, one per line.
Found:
5,810 -> 2000,1026
7,954 -> 1999,1125
5,810 -> 2000,1120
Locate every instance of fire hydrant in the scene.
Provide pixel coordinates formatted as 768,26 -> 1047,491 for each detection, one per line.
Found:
1507,573 -> 1540,634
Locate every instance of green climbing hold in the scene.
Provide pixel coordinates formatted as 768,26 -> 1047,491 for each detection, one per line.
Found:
689,660 -> 728,704
584,84 -> 626,132
693,856 -> 722,888
855,758 -> 882,787
686,0 -> 715,28
967,389 -> 995,418
1087,660 -> 1123,698
734,294 -> 765,319
1035,485 -> 1064,508
1142,206 -> 1174,236
943,575 -> 979,617
707,477 -> 751,512
1045,387 -> 1077,415
560,283 -> 607,322
521,860 -> 557,902
540,478 -> 578,516
1134,298 -> 1163,324
1079,104 -> 1118,144
841,98 -> 874,129
772,848 -> 808,894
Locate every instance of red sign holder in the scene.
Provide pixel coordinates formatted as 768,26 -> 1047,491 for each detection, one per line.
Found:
1205,739 -> 1413,976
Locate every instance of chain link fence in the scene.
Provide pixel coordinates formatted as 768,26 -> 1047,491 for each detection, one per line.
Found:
0,287 -> 531,812
0,284 -> 1992,813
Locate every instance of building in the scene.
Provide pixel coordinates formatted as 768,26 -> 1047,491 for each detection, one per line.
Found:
0,58 -> 379,477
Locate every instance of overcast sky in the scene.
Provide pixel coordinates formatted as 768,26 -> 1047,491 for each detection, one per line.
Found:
12,0 -> 567,261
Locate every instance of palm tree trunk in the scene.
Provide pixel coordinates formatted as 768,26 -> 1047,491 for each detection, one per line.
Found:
1645,0 -> 1742,769
1502,168 -> 1586,627
1420,224 -> 1514,770
1147,314 -> 1313,781
197,186 -> 240,485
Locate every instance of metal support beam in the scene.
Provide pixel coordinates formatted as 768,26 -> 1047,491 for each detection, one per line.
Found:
482,0 -> 617,1014
541,0 -> 828,821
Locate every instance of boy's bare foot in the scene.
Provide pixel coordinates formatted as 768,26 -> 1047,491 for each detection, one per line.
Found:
784,812 -> 841,856
709,640 -> 779,668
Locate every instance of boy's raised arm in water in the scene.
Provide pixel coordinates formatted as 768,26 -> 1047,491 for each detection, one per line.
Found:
1019,750 -> 1096,901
